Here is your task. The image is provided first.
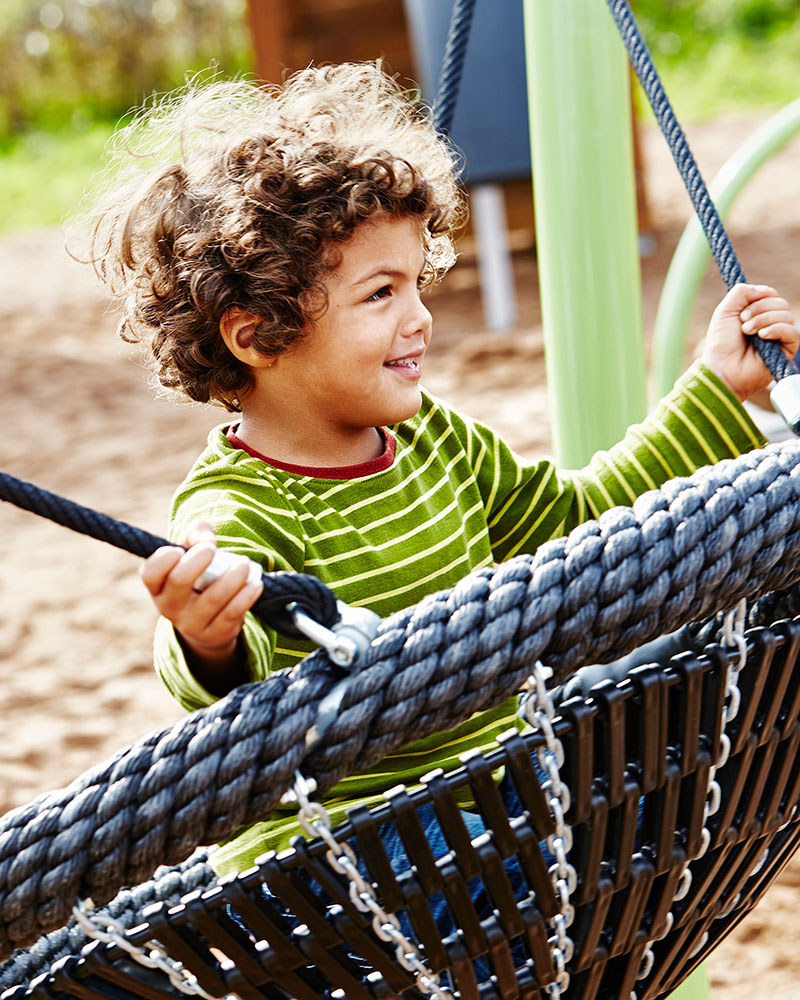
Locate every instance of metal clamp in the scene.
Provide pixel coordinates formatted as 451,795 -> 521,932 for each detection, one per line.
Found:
289,600 -> 381,668
192,550 -> 380,668
770,372 -> 800,435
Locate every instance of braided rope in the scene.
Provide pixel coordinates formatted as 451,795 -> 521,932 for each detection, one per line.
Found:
0,470 -> 339,635
0,849 -> 213,991
606,0 -> 793,383
3,441 -> 800,957
432,0 -> 477,136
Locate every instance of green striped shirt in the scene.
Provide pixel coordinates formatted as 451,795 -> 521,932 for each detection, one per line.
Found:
154,360 -> 764,873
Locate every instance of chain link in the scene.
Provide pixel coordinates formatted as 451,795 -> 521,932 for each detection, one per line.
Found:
288,770 -> 455,1000
631,599 -> 748,998
519,661 -> 577,998
72,898 -> 235,999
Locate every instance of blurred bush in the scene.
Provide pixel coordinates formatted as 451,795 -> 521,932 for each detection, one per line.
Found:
634,0 -> 800,117
0,0 -> 252,143
637,0 -> 799,40
2,0 -> 798,145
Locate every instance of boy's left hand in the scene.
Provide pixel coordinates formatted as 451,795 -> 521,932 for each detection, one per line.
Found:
701,283 -> 798,402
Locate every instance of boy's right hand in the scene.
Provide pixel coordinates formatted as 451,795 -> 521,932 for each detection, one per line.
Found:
140,520 -> 264,692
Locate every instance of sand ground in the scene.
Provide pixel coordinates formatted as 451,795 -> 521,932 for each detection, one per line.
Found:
2,112 -> 800,995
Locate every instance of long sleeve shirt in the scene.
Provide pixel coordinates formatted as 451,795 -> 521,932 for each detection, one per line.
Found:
154,360 -> 765,873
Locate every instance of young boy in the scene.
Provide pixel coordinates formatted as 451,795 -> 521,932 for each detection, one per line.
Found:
86,63 -> 797,878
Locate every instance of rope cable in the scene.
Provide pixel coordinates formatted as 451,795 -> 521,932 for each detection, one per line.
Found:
432,0 -> 477,136
0,470 -> 339,636
605,0 -> 793,384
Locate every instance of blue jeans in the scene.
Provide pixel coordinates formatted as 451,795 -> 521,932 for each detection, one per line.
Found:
377,770 -> 539,934
229,769 -> 549,990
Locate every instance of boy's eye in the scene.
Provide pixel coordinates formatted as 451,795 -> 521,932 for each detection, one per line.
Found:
366,285 -> 391,302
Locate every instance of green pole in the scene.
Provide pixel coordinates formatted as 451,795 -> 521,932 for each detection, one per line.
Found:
523,3 -> 709,998
523,0 -> 646,467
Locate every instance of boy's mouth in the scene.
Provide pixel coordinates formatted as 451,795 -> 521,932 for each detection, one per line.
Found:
384,352 -> 423,375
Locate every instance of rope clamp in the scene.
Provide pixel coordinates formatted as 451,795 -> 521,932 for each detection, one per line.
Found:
289,601 -> 382,753
770,373 -> 800,435
289,600 -> 381,668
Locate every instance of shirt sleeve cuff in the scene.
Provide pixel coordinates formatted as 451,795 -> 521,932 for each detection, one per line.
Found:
153,613 -> 273,714
661,358 -> 768,462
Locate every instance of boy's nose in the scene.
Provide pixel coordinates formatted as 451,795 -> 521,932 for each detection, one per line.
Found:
404,296 -> 432,340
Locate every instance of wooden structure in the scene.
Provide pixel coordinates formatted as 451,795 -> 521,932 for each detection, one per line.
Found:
246,0 -> 415,88
244,0 -> 652,280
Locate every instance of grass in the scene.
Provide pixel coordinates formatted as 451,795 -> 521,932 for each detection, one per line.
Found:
0,122 -> 116,235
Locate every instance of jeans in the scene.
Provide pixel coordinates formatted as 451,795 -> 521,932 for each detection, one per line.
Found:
228,769 -> 549,991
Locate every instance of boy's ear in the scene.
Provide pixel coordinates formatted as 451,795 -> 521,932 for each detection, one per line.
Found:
219,308 -> 274,368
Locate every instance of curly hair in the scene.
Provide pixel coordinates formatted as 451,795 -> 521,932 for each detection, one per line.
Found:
79,63 -> 466,410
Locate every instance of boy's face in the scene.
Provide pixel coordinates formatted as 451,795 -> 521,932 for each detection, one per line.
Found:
275,215 -> 433,443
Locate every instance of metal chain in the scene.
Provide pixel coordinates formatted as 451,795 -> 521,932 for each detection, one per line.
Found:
284,771 -> 455,1000
518,661 -> 577,998
631,599 -> 748,997
72,898 -> 235,999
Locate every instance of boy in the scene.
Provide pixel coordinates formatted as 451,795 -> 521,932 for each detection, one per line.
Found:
85,63 -> 797,876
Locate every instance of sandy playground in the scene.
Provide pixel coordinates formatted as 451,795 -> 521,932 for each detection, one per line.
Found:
2,112 -> 800,995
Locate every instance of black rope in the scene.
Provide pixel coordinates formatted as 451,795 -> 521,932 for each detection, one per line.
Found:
433,0 -> 477,136
3,439 -> 800,955
605,0 -> 793,385
0,470 -> 339,637
0,849 -> 214,991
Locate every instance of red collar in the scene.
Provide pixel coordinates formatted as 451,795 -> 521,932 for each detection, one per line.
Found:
225,426 -> 396,479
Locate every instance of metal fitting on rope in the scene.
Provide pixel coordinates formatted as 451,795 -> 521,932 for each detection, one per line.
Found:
288,601 -> 381,752
192,548 -> 263,591
289,600 -> 381,668
770,373 -> 800,436
193,550 -> 380,665
272,602 -> 382,758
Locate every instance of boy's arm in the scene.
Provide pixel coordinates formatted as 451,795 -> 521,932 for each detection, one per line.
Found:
481,283 -> 797,561
572,359 -> 765,518
480,358 -> 767,563
148,470 -> 304,712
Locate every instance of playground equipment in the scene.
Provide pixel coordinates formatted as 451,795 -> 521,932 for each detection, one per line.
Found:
404,0 -> 529,334
4,442 -> 800,999
2,0 -> 800,997
652,98 -> 800,402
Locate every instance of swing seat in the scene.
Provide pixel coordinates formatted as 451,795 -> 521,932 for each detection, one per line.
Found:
10,614 -> 800,1000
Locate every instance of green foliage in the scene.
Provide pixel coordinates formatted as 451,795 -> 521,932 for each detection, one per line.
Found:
1,0 -> 799,233
0,0 -> 255,233
0,0 -> 253,140
634,0 -> 800,119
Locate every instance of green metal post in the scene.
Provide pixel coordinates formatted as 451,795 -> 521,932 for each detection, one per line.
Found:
523,3 -> 710,998
523,0 -> 646,467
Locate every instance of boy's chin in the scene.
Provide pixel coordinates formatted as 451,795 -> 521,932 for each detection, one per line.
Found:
387,389 -> 424,425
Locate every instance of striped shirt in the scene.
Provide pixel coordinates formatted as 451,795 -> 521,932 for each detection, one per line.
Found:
154,360 -> 765,874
